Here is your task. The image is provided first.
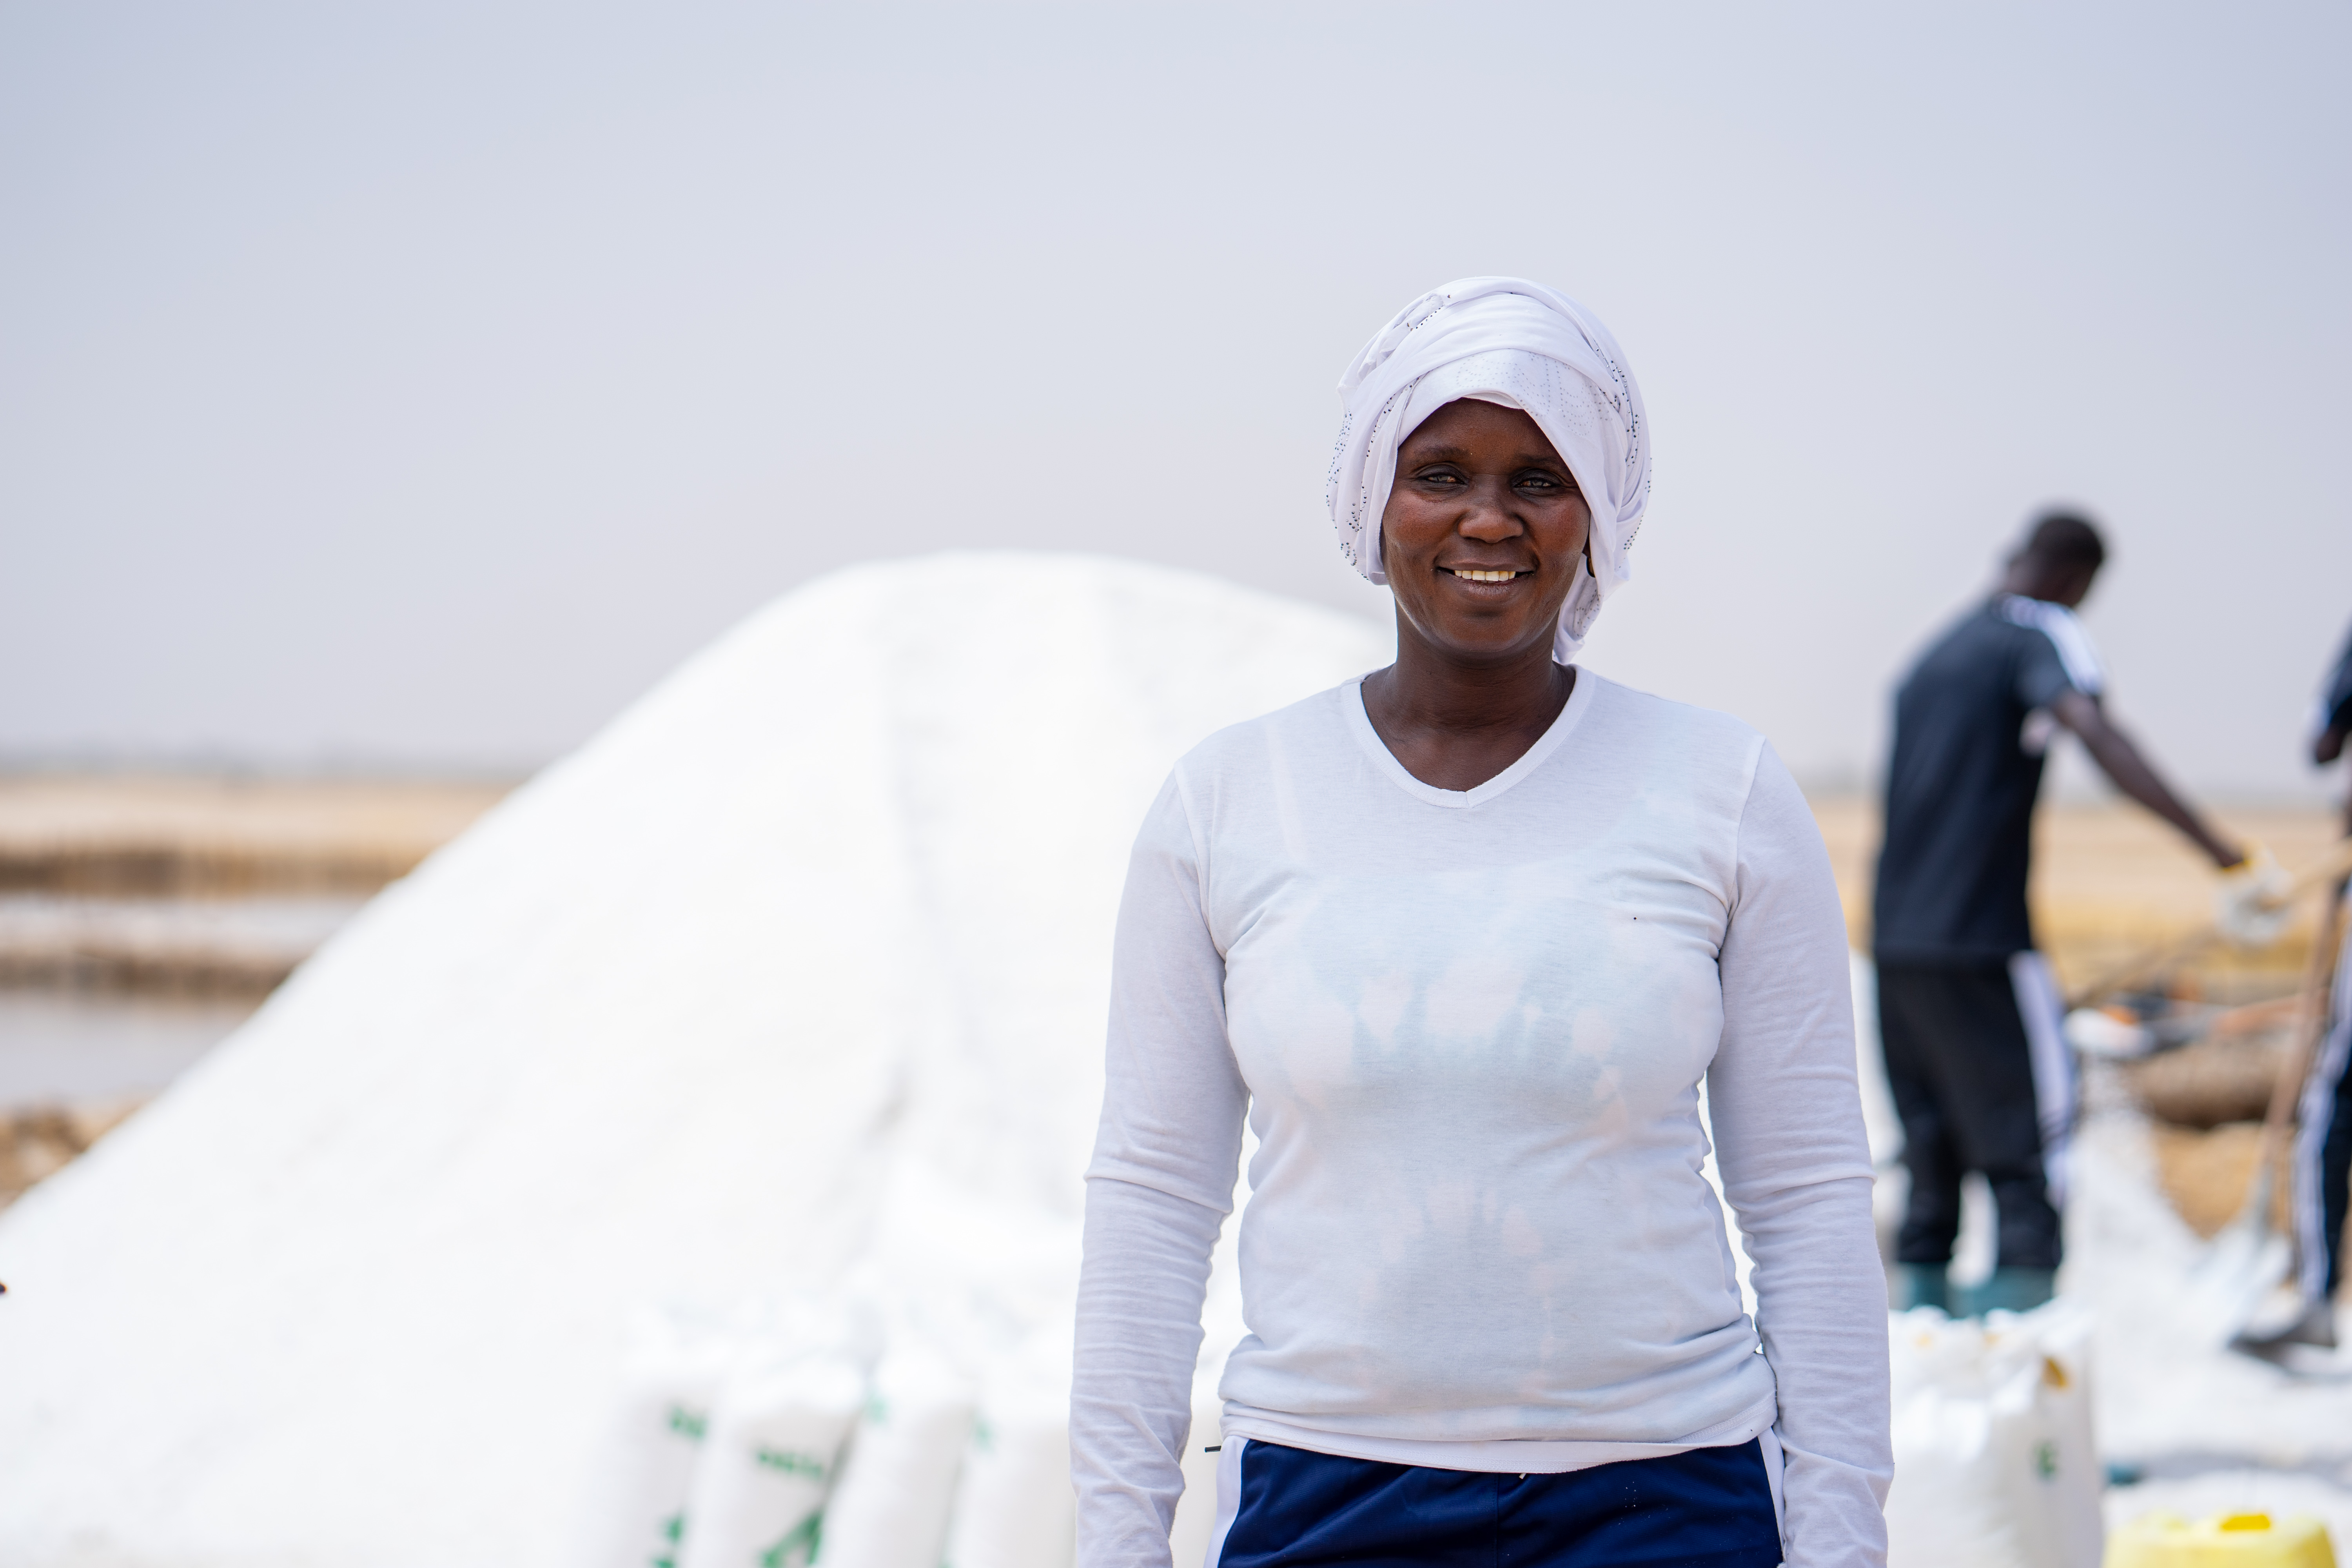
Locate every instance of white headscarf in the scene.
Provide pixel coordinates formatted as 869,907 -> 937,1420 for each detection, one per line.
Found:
1325,278 -> 1650,662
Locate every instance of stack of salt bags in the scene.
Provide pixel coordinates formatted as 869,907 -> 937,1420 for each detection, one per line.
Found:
0,553 -> 1389,1568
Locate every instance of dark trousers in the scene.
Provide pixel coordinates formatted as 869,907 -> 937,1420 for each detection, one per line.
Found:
2320,1063 -> 2351,1296
1218,1438 -> 1781,1568
1877,959 -> 2062,1270
2298,956 -> 2352,1300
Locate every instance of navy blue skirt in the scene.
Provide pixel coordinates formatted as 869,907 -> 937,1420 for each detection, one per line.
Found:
1212,1437 -> 1783,1568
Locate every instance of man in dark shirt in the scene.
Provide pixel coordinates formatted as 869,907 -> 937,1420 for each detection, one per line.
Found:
1874,511 -> 2246,1314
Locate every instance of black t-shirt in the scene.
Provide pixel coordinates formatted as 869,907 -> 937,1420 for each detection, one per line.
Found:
1872,600 -> 2092,963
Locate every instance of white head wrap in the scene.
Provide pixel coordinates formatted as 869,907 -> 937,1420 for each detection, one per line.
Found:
1325,277 -> 1650,662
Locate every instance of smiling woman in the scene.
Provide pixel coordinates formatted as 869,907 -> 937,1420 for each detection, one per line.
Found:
1071,279 -> 1893,1568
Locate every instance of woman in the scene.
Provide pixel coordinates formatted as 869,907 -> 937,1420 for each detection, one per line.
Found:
1071,278 -> 1889,1568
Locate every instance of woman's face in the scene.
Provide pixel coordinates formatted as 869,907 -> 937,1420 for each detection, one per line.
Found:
1380,398 -> 1592,664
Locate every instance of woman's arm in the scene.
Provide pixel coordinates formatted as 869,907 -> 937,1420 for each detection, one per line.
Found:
1073,775 -> 1250,1568
1708,742 -> 1893,1568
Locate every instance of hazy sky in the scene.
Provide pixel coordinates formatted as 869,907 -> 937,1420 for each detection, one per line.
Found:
4,3 -> 2347,798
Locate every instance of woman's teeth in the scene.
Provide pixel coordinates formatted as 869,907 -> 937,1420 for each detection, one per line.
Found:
1452,569 -> 1518,583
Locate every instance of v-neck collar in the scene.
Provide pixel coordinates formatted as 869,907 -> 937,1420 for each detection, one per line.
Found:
1343,667 -> 1598,809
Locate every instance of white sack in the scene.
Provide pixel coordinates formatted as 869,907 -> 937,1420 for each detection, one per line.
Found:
570,1313 -> 738,1568
942,1374 -> 1076,1568
1885,1301 -> 2103,1568
680,1356 -> 864,1568
816,1349 -> 977,1568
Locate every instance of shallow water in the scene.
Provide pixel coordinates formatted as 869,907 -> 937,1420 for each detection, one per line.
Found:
0,892 -> 361,977
0,989 -> 259,1107
0,892 -> 363,1108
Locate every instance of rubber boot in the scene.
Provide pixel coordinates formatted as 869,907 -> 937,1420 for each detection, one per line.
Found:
1962,1267 -> 2055,1316
1891,1263 -> 1951,1313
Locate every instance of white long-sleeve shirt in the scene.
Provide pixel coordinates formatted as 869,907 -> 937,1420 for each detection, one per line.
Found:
1072,671 -> 1890,1568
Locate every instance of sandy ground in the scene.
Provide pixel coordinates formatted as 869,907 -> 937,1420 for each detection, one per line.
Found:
0,772 -> 512,894
0,1096 -> 143,1207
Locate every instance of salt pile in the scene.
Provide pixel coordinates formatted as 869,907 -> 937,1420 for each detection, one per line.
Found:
0,553 -> 1389,1568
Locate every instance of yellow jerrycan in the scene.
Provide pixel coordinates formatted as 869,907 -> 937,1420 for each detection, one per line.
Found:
2105,1512 -> 2335,1568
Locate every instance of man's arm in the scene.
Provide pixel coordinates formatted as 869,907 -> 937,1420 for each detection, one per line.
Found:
2050,688 -> 2244,868
2314,621 -> 2352,767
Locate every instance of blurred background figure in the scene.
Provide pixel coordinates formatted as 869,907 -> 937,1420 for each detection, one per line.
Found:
2314,625 -> 2352,773
1873,511 -> 2247,1314
2244,619 -> 2352,1354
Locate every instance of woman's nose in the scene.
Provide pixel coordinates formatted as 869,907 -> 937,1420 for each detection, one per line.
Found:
1457,481 -> 1524,539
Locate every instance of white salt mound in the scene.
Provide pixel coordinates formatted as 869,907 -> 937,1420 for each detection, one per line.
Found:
0,553 -> 1390,1568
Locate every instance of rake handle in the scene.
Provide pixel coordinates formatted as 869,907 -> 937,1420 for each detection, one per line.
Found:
2261,889 -> 2346,1142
